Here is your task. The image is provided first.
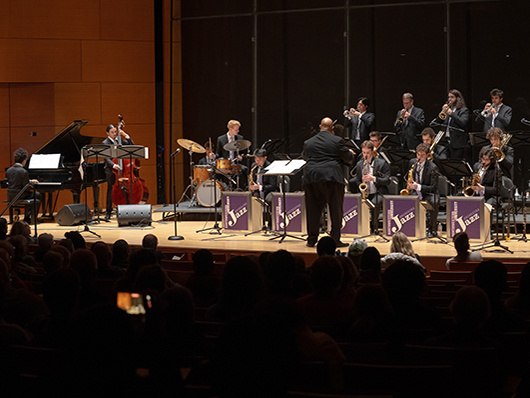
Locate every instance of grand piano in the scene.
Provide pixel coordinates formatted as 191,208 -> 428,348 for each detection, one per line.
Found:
2,120 -> 106,217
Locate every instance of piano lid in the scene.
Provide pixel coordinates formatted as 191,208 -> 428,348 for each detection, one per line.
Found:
33,120 -> 95,164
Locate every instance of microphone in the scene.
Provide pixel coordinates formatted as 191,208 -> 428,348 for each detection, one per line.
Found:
170,148 -> 181,157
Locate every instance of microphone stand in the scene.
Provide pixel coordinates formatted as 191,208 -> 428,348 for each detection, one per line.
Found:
196,165 -> 223,235
169,148 -> 184,241
478,162 -> 512,253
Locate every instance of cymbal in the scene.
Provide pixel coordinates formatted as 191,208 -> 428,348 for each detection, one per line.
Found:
224,139 -> 251,152
177,138 -> 205,153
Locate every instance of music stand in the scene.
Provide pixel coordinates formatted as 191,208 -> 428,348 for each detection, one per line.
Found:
114,145 -> 148,204
385,148 -> 417,189
506,131 -> 530,193
82,145 -> 112,223
264,159 -> 306,243
435,159 -> 473,196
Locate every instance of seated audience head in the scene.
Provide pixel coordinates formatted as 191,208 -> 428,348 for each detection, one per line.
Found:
310,256 -> 343,296
127,248 -> 158,277
390,232 -> 415,257
59,238 -> 75,253
336,255 -> 358,296
450,286 -> 490,328
317,236 -> 337,256
142,233 -> 158,250
42,267 -> 80,320
50,245 -> 71,268
161,285 -> 195,335
90,241 -> 112,271
474,260 -> 507,303
8,234 -> 28,261
9,221 -> 27,237
453,232 -> 470,256
42,250 -> 65,274
134,264 -> 168,294
192,249 -> 215,276
112,239 -> 130,267
0,241 -> 14,268
348,238 -> 368,268
38,233 -> 54,252
64,231 -> 86,250
0,218 -> 7,240
383,259 -> 426,304
70,249 -> 98,286
353,283 -> 392,320
265,250 -> 297,297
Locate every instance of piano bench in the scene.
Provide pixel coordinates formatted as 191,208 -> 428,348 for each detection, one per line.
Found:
3,199 -> 40,224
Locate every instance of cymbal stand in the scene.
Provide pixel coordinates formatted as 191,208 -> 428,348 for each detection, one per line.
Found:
177,145 -> 197,206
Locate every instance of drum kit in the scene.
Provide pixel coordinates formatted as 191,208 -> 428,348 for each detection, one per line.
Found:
177,137 -> 252,207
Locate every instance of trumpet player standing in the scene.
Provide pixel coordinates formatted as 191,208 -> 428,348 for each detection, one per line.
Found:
394,92 -> 425,150
349,141 -> 391,234
484,127 -> 514,179
406,143 -> 440,237
344,97 -> 375,147
434,89 -> 469,160
479,88 -> 512,133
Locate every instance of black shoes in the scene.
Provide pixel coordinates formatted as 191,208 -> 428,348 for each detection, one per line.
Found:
306,241 -> 316,248
336,241 -> 349,248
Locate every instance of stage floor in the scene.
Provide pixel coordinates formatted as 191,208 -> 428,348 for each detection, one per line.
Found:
15,205 -> 530,271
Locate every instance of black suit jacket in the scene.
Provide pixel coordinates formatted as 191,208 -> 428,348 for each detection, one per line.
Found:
6,163 -> 30,201
216,133 -> 247,160
473,162 -> 501,202
345,112 -> 375,142
434,107 -> 469,149
102,136 -> 134,172
394,106 -> 425,150
250,160 -> 277,199
351,157 -> 391,194
302,131 -> 354,185
481,104 -> 512,133
411,160 -> 438,196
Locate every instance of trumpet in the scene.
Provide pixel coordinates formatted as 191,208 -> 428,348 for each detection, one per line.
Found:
481,103 -> 496,118
396,109 -> 407,125
359,159 -> 368,199
400,160 -> 418,195
344,108 -> 359,119
439,101 -> 452,120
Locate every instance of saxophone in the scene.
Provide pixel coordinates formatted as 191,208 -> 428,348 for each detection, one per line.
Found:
463,168 -> 484,197
249,164 -> 258,192
400,160 -> 418,195
359,159 -> 368,199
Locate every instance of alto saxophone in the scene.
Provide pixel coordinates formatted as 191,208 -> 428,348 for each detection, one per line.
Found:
359,159 -> 368,199
249,164 -> 258,192
463,168 -> 484,197
400,160 -> 418,195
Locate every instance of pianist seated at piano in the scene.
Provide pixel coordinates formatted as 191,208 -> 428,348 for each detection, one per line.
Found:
102,124 -> 134,219
6,148 -> 41,223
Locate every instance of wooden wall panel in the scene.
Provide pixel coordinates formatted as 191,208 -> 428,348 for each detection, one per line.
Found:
9,126 -> 57,157
0,2 -> 8,38
54,83 -> 102,126
0,39 -> 82,82
0,84 -> 9,127
9,83 -> 55,127
7,0 -> 100,40
81,41 -> 155,83
101,83 -> 155,124
101,0 -> 154,42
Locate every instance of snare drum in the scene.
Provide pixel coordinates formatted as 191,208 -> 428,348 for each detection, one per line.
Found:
196,179 -> 226,207
216,158 -> 232,172
193,165 -> 211,185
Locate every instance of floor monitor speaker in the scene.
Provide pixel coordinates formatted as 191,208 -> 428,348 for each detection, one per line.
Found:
117,204 -> 152,227
55,204 -> 91,226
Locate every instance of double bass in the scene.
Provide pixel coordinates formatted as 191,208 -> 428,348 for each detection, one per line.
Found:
111,115 -> 149,205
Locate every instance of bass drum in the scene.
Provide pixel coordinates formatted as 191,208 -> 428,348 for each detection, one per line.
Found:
195,179 -> 226,207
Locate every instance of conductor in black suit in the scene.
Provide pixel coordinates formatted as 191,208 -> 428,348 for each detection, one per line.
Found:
344,97 -> 375,147
394,92 -> 425,150
433,89 -> 469,160
302,117 -> 355,248
479,88 -> 512,133
102,124 -> 134,219
350,141 -> 391,234
407,143 -> 440,236
6,148 -> 41,223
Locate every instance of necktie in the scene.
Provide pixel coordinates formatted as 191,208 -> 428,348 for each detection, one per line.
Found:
258,167 -> 264,199
416,164 -> 423,200
229,136 -> 234,160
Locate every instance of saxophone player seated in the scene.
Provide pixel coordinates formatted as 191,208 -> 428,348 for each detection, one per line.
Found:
349,140 -> 391,234
249,148 -> 277,203
407,143 -> 440,237
471,147 -> 502,205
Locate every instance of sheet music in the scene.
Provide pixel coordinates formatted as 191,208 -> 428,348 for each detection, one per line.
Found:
28,153 -> 61,169
263,159 -> 306,175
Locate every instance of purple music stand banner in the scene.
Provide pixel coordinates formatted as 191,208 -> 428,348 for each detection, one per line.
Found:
222,194 -> 249,230
385,197 -> 416,237
273,194 -> 303,233
449,199 -> 481,239
342,195 -> 360,234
